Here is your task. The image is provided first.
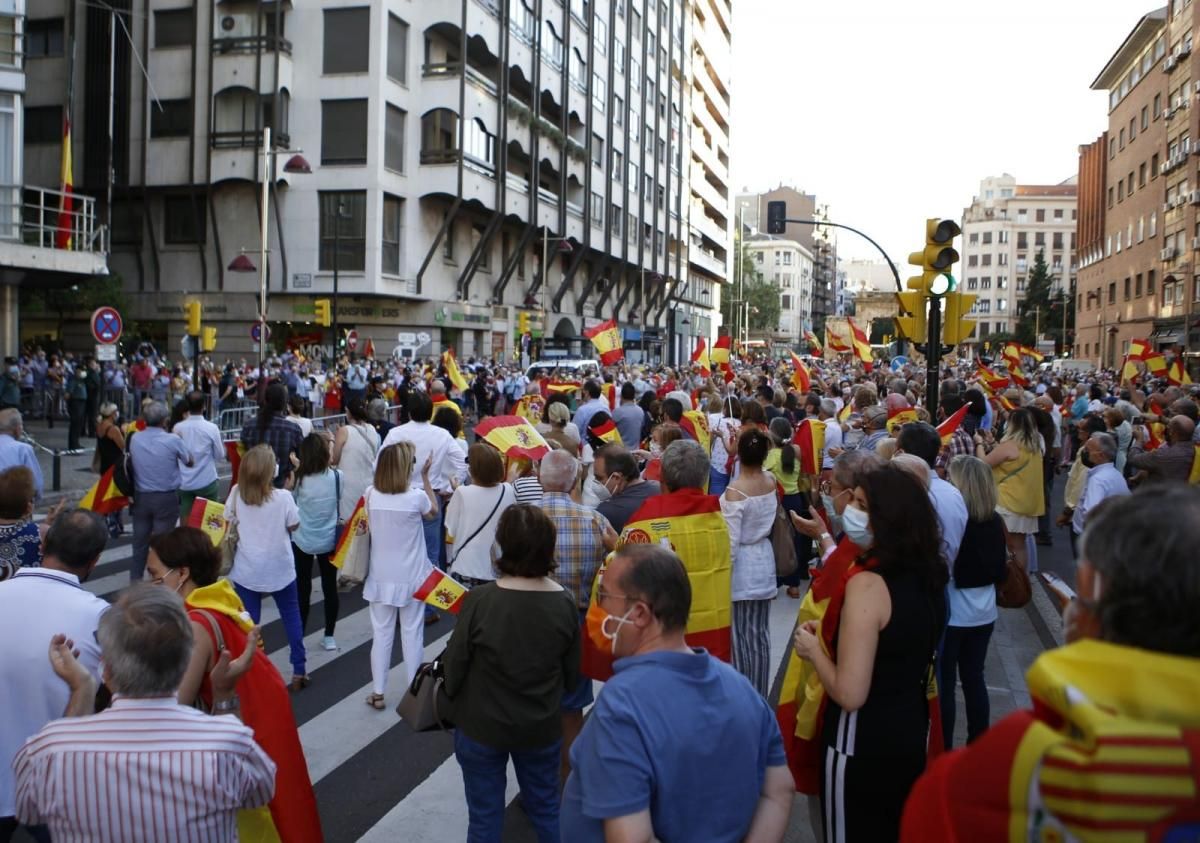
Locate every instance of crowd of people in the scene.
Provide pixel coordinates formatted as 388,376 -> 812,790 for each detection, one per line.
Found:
0,335 -> 1197,842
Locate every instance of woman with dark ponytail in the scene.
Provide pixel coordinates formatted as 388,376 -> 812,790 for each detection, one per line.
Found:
765,417 -> 812,593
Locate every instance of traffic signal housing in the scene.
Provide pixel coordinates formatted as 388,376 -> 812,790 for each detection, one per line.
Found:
766,201 -> 786,235
314,299 -> 332,328
185,301 -> 201,336
895,286 -> 927,343
942,291 -> 978,346
518,311 -> 530,335
907,218 -> 961,293
201,326 -> 218,352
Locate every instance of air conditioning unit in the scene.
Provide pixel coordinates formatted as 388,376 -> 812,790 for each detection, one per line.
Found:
1162,161 -> 1172,175
1193,236 -> 1200,249
1190,190 -> 1200,204
1165,54 -> 1178,71
1161,247 -> 1178,260
1180,42 -> 1193,59
1164,201 -> 1175,213
1164,107 -> 1175,120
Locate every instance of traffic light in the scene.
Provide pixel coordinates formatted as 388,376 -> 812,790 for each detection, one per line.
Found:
314,298 -> 332,327
185,301 -> 201,336
518,311 -> 530,335
766,201 -> 786,235
895,288 -> 927,342
201,326 -> 218,352
906,218 -> 961,296
941,291 -> 978,346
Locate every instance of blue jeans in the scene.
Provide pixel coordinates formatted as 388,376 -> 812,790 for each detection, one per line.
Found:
234,580 -> 306,677
453,730 -> 561,843
939,622 -> 994,748
708,466 -> 729,497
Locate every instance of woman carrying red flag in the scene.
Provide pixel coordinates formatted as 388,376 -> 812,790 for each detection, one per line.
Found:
146,527 -> 323,843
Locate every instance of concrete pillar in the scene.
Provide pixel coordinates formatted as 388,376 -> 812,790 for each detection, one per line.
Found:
0,285 -> 17,358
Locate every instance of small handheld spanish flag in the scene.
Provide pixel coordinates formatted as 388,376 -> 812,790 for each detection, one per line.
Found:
588,415 -> 622,446
331,496 -> 369,571
79,466 -> 129,516
413,568 -> 468,614
803,329 -> 823,357
936,404 -> 969,445
1168,357 -> 1193,386
789,351 -> 811,393
826,324 -> 852,353
442,349 -> 469,393
691,337 -> 710,376
584,318 -> 624,365
186,498 -> 229,547
847,317 -> 873,373
475,414 -> 551,460
885,406 -> 920,434
710,334 -> 732,366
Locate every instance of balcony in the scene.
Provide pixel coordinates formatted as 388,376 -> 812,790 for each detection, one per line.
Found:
689,246 -> 725,277
0,185 -> 108,276
212,36 -> 293,94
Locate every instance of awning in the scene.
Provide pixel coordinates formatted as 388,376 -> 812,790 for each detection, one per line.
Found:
1150,326 -> 1182,342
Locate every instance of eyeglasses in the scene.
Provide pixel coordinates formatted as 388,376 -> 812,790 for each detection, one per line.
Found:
597,589 -> 635,605
148,570 -> 176,586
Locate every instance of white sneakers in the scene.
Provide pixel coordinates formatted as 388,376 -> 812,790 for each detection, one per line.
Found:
321,636 -> 337,652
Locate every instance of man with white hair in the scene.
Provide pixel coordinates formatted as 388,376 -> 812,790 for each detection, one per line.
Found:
0,409 -> 42,500
1071,432 -> 1130,546
129,401 -> 193,582
817,399 -> 842,472
538,448 -> 618,779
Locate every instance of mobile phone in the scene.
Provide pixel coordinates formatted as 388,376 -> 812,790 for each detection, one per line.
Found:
1132,417 -> 1145,425
1040,571 -> 1076,610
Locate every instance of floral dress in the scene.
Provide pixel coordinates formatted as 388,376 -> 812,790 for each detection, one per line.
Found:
0,520 -> 42,581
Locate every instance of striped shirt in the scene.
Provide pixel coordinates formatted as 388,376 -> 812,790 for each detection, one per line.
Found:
511,476 -> 544,505
13,697 -> 276,843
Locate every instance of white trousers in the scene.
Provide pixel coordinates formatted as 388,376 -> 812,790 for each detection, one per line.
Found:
369,601 -> 425,695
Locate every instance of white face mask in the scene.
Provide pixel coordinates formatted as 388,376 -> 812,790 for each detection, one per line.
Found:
589,475 -> 612,502
602,606 -> 636,654
841,504 -> 873,548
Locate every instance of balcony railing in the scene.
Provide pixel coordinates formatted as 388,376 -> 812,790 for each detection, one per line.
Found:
212,35 -> 293,55
0,185 -> 104,253
211,129 -> 290,149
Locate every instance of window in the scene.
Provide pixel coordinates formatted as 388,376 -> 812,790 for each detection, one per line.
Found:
612,150 -> 623,183
1142,105 -> 1149,130
982,231 -> 992,244
1150,212 -> 1158,237
1129,117 -> 1136,141
382,194 -> 403,275
1035,232 -> 1045,246
464,118 -> 494,166
591,191 -> 603,222
1154,93 -> 1162,118
1140,162 -> 1147,186
1107,186 -> 1114,208
473,224 -> 490,271
614,95 -> 623,126
23,105 -> 61,144
387,15 -> 409,84
593,73 -> 605,112
610,203 -> 622,236
25,18 -> 65,58
1053,232 -> 1063,249
982,254 -> 992,266
1152,152 -> 1160,178
783,251 -> 793,266
322,99 -> 369,164
150,99 -> 192,138
384,104 -> 406,172
755,252 -> 764,264
1036,209 -> 1045,222
1136,273 -> 1143,297
781,294 -> 792,310
163,196 -> 206,244
1119,129 -> 1125,149
968,255 -> 978,267
1124,277 -> 1132,300
154,9 -> 192,48
1128,172 -> 1134,195
1108,282 -> 1117,304
543,21 -> 563,66
323,8 -> 370,74
595,18 -> 606,53
319,191 -> 367,271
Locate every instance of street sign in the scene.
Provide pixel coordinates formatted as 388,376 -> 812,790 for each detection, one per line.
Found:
890,355 -> 909,372
250,321 -> 271,343
346,330 -> 359,352
95,343 -> 117,362
91,307 -> 122,344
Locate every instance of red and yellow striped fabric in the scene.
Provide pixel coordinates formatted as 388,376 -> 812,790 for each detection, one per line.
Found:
187,498 -> 229,546
1120,355 -> 1140,385
584,318 -> 624,365
79,466 -> 130,516
474,414 -> 551,460
681,410 -> 711,455
691,337 -> 710,376
442,349 -> 469,393
581,488 -> 731,680
330,497 -> 368,570
1168,358 -> 1193,386
886,407 -> 919,434
225,441 -> 246,485
847,318 -> 874,372
826,325 -> 852,353
512,393 -> 546,425
546,379 -> 582,395
937,404 -> 969,445
789,351 -> 811,393
710,335 -> 732,366
794,419 -> 825,475
590,417 -> 622,446
804,330 -> 823,356
1144,351 -> 1168,375
413,568 -> 468,614
975,359 -> 1011,393
1128,338 -> 1152,360
600,382 -> 616,411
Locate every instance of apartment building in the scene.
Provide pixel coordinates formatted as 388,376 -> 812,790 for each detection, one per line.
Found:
21,0 -> 729,363
742,233 -> 813,348
0,2 -> 107,356
958,174 -> 1078,353
1077,4 -> 1199,371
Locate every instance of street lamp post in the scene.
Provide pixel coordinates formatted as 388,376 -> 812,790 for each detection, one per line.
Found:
540,229 -> 572,357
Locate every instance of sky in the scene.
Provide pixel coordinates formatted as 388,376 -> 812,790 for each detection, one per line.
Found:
729,0 -> 1151,267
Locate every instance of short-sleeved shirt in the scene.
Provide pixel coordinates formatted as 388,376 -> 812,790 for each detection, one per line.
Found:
292,469 -> 340,556
612,403 -> 646,449
540,491 -> 610,608
129,426 -> 192,492
560,649 -> 786,842
226,487 -> 300,593
240,417 -> 304,488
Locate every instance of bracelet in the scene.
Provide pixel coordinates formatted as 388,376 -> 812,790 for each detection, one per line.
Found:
212,695 -> 240,713
817,532 -> 832,543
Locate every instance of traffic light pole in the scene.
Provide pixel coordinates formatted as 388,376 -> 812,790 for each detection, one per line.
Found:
924,297 -> 943,417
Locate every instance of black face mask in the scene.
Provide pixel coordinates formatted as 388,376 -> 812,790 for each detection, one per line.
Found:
1080,449 -> 1094,468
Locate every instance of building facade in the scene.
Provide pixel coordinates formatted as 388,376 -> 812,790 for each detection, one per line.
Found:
742,233 -> 812,348
20,0 -> 730,364
958,174 -> 1078,355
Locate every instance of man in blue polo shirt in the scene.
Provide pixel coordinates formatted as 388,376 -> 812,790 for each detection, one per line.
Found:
560,544 -> 793,842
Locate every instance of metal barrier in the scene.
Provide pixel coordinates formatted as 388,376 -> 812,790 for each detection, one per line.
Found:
23,434 -> 95,494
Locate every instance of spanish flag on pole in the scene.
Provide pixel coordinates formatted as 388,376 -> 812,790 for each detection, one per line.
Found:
581,488 -> 732,680
331,496 -> 368,570
79,466 -> 129,515
1128,337 -> 1152,360
588,416 -> 622,446
442,349 -> 469,393
186,498 -> 229,547
826,324 -> 852,353
710,334 -> 731,366
1119,355 -> 1140,385
847,317 -> 873,372
691,337 -> 710,376
804,329 -> 823,357
1168,357 -> 1193,386
584,318 -> 624,365
936,403 -> 969,446
55,115 -> 74,250
474,414 -> 551,460
975,359 -> 1010,393
1144,351 -> 1168,375
413,567 -> 469,613
681,410 -> 711,455
885,406 -> 920,434
793,418 -> 825,475
789,351 -> 811,393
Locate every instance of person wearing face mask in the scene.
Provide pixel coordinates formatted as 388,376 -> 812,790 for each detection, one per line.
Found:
792,465 -> 948,843
145,526 -> 322,843
902,487 -> 1200,841
562,544 -> 794,843
594,445 -> 661,534
1069,432 -> 1129,552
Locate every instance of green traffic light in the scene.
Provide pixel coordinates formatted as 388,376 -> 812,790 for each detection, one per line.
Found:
930,273 -> 951,296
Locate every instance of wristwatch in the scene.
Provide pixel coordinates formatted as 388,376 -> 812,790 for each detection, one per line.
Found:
817,532 -> 832,544
212,695 -> 240,714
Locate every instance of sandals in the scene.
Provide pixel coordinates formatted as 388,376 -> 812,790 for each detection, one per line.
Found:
366,693 -> 386,710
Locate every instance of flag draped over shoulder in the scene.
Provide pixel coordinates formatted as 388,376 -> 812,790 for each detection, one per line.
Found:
187,498 -> 229,546
793,418 -> 825,475
331,497 -> 368,570
584,319 -> 624,365
681,410 -> 711,455
474,415 -> 550,460
56,115 -> 74,250
847,318 -> 873,372
442,350 -> 469,393
413,568 -> 468,613
582,489 -> 732,681
789,351 -> 811,393
79,466 -> 129,515
936,404 -> 969,445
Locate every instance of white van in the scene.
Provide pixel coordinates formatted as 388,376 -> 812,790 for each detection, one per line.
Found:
1045,358 -> 1094,376
524,359 -> 600,380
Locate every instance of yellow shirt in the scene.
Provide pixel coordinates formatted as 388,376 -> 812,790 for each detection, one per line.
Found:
993,443 -> 1046,517
764,447 -> 810,496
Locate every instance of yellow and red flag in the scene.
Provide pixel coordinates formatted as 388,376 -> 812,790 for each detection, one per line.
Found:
975,359 -> 1010,393
826,324 -> 852,353
1144,351 -> 1168,375
886,406 -> 919,434
225,441 -> 246,485
582,489 -> 732,680
793,418 -> 825,475
1168,357 -> 1193,386
584,318 -> 624,365
1018,344 -> 1044,362
474,414 -> 550,460
710,335 -> 732,366
431,394 -> 465,436
1120,355 -> 1140,384
1146,420 -> 1166,451
936,404 -> 970,446
691,337 -> 710,376
837,402 -> 852,424
442,349 -> 469,393
363,337 -> 376,359
413,568 -> 469,614
600,382 -> 616,411
1128,337 -> 1152,360
79,466 -> 129,515
513,392 -> 546,425
55,115 -> 73,249
681,409 -> 711,455
546,379 -> 582,395
589,416 -> 622,446
847,317 -> 873,372
1190,445 -> 1200,485
186,498 -> 229,547
803,329 -> 823,357
1002,343 -> 1030,387
331,496 -> 369,570
789,351 -> 811,393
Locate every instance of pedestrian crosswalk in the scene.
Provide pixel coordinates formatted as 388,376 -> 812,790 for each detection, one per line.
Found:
77,538 -> 804,843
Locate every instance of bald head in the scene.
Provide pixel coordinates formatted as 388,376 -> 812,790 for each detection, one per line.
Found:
891,453 -> 931,489
1169,414 -> 1195,443
430,381 -> 448,397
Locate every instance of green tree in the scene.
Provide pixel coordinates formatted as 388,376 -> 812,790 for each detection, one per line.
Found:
721,233 -> 782,336
20,275 -> 127,342
1014,250 -> 1073,354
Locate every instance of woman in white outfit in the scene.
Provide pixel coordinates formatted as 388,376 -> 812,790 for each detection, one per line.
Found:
444,443 -> 515,586
363,441 -> 439,709
332,397 -> 380,516
720,427 -> 780,697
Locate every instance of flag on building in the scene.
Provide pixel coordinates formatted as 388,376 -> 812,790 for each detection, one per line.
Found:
79,466 -> 129,515
691,337 -> 710,376
803,329 -> 823,356
442,349 -> 469,393
1128,338 -> 1152,360
681,410 -> 711,455
584,318 -> 624,365
582,490 -> 732,681
847,318 -> 873,372
789,351 -> 811,393
885,407 -> 920,434
474,414 -> 551,460
1168,358 -> 1193,386
55,115 -> 73,249
225,441 -> 246,485
413,568 -> 469,614
186,498 -> 229,547
331,497 -> 368,570
937,404 -> 970,445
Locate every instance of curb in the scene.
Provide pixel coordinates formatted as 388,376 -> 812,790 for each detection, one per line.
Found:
1024,577 -> 1065,651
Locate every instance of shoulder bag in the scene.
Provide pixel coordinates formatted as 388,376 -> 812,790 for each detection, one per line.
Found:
995,519 -> 1031,609
220,488 -> 239,577
395,656 -> 452,732
449,486 -> 505,568
771,502 -> 799,577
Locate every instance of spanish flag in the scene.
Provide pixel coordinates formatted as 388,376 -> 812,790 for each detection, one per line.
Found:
1001,344 -> 1030,387
1128,337 -> 1152,360
804,329 -> 823,357
225,441 -> 246,485
826,324 -> 852,353
691,337 -> 710,376
794,418 -> 825,475
681,409 -> 711,455
474,414 -> 550,460
186,498 -> 229,547
1144,351 -> 1168,375
710,334 -> 732,366
936,404 -> 969,446
584,318 -> 624,365
589,416 -> 622,446
442,349 -> 469,393
847,317 -> 873,372
331,496 -> 368,570
975,359 -> 1010,393
431,394 -> 465,438
55,114 -> 74,249
1119,355 -> 1140,384
886,406 -> 920,434
79,466 -> 129,515
837,402 -> 852,423
599,382 -> 616,411
789,351 -> 811,393
1190,445 -> 1200,485
362,337 -> 376,359
513,393 -> 546,425
1146,420 -> 1165,451
413,568 -> 468,614
1168,358 -> 1192,386
1018,344 -> 1044,362
546,379 -> 582,395
582,488 -> 732,680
